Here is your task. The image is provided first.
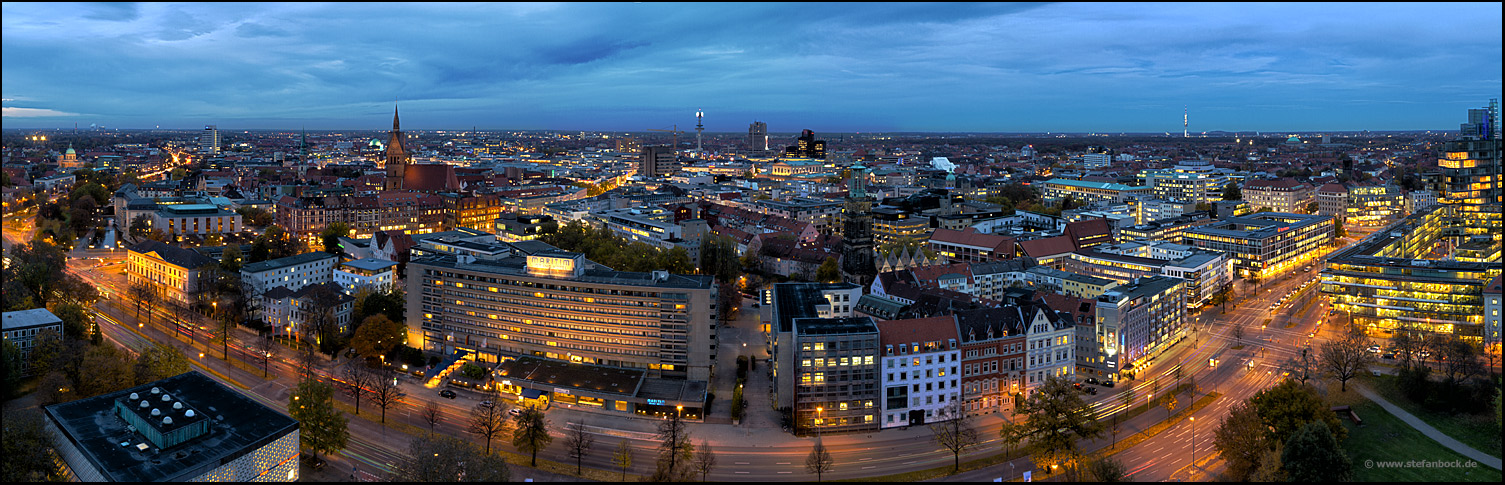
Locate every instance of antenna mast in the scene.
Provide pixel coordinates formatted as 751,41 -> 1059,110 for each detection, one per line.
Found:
695,109 -> 704,155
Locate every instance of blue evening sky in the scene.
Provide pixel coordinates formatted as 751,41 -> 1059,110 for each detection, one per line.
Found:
2,2 -> 1500,133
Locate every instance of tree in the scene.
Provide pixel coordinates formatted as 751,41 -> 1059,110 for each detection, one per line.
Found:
1304,201 -> 1319,214
1278,347 -> 1317,385
421,402 -> 443,436
1248,379 -> 1346,445
289,378 -> 348,463
1087,457 -> 1127,482
0,409 -> 64,482
350,314 -> 406,361
1281,421 -> 1352,482
130,214 -> 152,239
1391,324 -> 1424,370
250,332 -> 278,378
1248,443 -> 1287,482
1438,336 -> 1483,386
140,283 -> 160,327
930,400 -> 981,473
999,420 -> 1024,457
816,256 -> 841,283
1214,401 -> 1270,481
612,439 -> 635,481
132,343 -> 191,386
1319,327 -> 1373,392
692,438 -> 717,481
654,408 -> 695,480
1019,375 -> 1104,480
1222,182 -> 1242,201
466,401 -> 507,455
300,283 -> 346,356
1334,224 -> 1347,238
1162,392 -> 1179,421
563,421 -> 595,476
391,434 -> 511,482
368,367 -> 406,424
129,281 -> 152,322
77,344 -> 134,398
220,244 -> 244,273
512,404 -> 553,467
321,221 -> 351,255
805,438 -> 834,482
50,302 -> 92,342
339,362 -> 374,416
212,309 -> 238,360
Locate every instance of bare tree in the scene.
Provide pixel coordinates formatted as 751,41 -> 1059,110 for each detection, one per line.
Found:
296,346 -> 322,383
612,440 -> 634,481
128,281 -> 151,322
467,401 -> 507,455
1279,347 -> 1318,385
139,283 -> 159,327
511,405 -> 552,467
339,362 -> 374,416
249,332 -> 277,378
692,439 -> 717,481
421,402 -> 443,436
1438,337 -> 1483,385
368,366 -> 406,424
805,438 -> 834,482
1231,321 -> 1245,347
930,400 -> 981,473
1319,327 -> 1374,392
1391,323 -> 1423,369
562,421 -> 595,476
654,408 -> 694,480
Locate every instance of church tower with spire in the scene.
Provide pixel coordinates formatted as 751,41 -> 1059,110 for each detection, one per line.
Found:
383,103 -> 411,191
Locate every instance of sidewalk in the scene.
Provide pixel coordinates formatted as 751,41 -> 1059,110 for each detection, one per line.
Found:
1353,384 -> 1502,470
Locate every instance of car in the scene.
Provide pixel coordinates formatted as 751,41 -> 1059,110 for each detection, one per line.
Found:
1085,377 -> 1100,385
1102,379 -> 1115,388
508,408 -> 524,417
480,400 -> 495,408
1308,332 -> 1315,338
1367,345 -> 1381,353
1382,353 -> 1395,360
439,389 -> 457,399
1073,382 -> 1083,390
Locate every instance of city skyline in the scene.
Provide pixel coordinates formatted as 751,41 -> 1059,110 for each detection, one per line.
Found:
2,2 -> 1501,133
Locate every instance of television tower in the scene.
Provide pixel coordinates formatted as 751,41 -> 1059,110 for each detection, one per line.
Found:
1183,106 -> 1188,138
695,109 -> 704,154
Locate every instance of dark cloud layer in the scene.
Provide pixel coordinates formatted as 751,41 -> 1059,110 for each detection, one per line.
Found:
3,2 -> 1500,132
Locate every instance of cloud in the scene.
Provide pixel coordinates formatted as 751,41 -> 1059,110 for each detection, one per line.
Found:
2,107 -> 81,117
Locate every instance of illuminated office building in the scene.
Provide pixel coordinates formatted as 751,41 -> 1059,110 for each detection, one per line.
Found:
785,129 -> 827,159
1321,204 -> 1501,341
1138,159 -> 1228,205
1344,185 -> 1404,227
1182,212 -> 1334,279
407,251 -> 717,380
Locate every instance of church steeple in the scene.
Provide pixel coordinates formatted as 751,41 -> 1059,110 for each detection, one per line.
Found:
384,101 -> 411,191
393,104 -> 401,131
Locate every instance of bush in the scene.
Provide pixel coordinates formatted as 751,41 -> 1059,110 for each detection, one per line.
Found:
736,356 -> 749,381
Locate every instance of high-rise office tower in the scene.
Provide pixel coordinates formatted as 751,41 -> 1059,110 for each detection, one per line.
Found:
384,104 -> 412,191
199,125 -> 219,156
640,145 -> 679,178
785,129 -> 826,159
748,121 -> 768,152
1441,100 -> 1503,214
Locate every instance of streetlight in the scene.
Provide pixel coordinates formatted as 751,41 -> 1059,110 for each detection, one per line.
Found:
1190,415 -> 1197,472
816,406 -> 823,437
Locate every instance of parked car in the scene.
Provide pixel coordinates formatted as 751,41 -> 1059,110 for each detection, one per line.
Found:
508,408 -> 524,417
1102,379 -> 1115,388
1084,387 -> 1098,395
480,400 -> 496,408
1085,377 -> 1100,385
439,389 -> 457,399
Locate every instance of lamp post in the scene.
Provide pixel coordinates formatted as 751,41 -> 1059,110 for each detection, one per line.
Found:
1189,415 -> 1196,472
816,406 -> 823,438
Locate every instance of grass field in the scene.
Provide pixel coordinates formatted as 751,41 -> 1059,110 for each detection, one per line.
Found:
1343,399 -> 1501,482
1364,374 -> 1502,459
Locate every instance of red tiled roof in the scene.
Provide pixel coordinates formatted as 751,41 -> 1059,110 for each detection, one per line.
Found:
929,227 -> 1015,253
877,315 -> 960,348
1017,235 -> 1077,258
402,164 -> 460,192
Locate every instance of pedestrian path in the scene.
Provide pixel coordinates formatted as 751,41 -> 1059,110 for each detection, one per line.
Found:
1353,384 -> 1502,470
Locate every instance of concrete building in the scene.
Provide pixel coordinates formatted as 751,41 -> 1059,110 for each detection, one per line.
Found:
791,316 -> 880,434
150,203 -> 243,236
1139,159 -> 1229,205
1183,212 -> 1334,279
1093,276 -> 1186,381
640,145 -> 680,178
927,228 -> 1016,264
1345,185 -> 1403,227
1405,190 -> 1439,216
1068,241 -> 1234,308
127,239 -> 217,305
1486,276 -> 1502,350
2,308 -> 65,376
42,371 -> 299,482
408,251 -> 718,380
878,315 -> 961,428
239,251 -> 339,299
1244,178 -> 1314,214
260,281 -> 355,340
761,282 -> 865,409
333,258 -> 398,295
1040,178 -> 1153,206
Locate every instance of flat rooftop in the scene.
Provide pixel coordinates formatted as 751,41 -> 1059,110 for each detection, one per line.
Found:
42,371 -> 298,482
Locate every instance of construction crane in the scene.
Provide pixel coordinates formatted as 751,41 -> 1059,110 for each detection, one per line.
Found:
646,124 -> 685,152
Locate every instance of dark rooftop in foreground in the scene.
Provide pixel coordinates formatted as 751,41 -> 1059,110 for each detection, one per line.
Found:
496,356 -> 644,397
42,371 -> 298,482
794,316 -> 880,336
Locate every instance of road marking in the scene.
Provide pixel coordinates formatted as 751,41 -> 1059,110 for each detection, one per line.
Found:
735,471 -> 749,474
859,457 -> 872,461
735,462 -> 749,465
863,465 -> 876,469
776,462 -> 790,465
904,460 -> 918,465
778,471 -> 792,474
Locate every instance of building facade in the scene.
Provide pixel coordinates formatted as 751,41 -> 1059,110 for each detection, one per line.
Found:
1093,276 -> 1186,380
127,240 -> 216,305
2,308 -> 65,376
878,316 -> 961,428
1183,212 -> 1334,279
1244,178 -> 1314,214
408,251 -> 718,380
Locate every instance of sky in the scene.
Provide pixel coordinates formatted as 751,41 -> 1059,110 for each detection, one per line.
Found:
2,2 -> 1501,133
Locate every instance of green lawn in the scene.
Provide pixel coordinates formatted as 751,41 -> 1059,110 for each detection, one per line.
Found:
1365,374 -> 1502,459
1344,399 -> 1502,482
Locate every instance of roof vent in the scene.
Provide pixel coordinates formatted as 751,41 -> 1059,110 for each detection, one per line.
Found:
140,400 -> 150,408
185,410 -> 195,418
173,402 -> 184,410
130,392 -> 140,400
151,387 -> 161,394
151,408 -> 161,416
162,416 -> 173,426
161,394 -> 172,402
